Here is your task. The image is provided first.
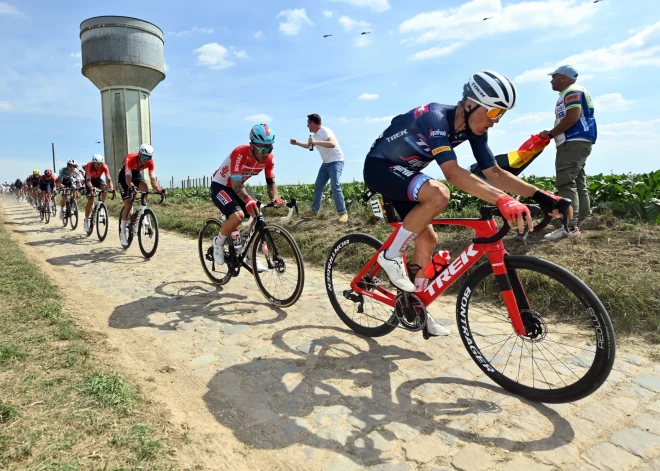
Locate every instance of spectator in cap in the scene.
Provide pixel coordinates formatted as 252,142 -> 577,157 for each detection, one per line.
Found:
290,113 -> 348,223
539,65 -> 597,241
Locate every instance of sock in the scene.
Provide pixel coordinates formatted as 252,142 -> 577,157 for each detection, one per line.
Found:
120,220 -> 127,230
217,234 -> 227,246
385,226 -> 416,259
414,277 -> 429,292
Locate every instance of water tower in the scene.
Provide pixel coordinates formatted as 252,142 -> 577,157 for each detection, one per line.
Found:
80,16 -> 165,179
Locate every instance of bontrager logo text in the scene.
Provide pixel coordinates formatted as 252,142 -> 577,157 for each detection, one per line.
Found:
326,239 -> 350,292
459,286 -> 495,373
425,244 -> 480,296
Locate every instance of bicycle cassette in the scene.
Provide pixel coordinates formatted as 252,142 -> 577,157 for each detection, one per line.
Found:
394,292 -> 427,332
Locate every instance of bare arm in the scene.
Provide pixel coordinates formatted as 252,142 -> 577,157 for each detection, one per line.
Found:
267,182 -> 279,201
542,108 -> 581,138
231,180 -> 253,203
440,160 -> 505,204
311,136 -> 337,149
290,139 -> 311,149
149,174 -> 161,191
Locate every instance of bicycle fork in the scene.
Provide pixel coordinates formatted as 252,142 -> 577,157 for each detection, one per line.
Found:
487,251 -> 528,336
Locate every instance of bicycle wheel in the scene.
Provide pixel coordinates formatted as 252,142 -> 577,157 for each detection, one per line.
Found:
456,255 -> 615,403
96,203 -> 108,242
325,233 -> 398,337
44,201 -> 50,224
40,204 -> 45,222
118,208 -> 133,249
62,203 -> 69,227
51,202 -> 57,216
138,208 -> 159,258
198,218 -> 232,285
251,223 -> 305,307
69,200 -> 78,230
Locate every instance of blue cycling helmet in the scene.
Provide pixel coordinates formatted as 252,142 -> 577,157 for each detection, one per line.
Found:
249,124 -> 275,146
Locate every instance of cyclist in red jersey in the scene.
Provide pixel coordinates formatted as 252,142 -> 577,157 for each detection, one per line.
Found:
38,169 -> 58,207
210,124 -> 285,271
118,144 -> 166,245
83,154 -> 115,233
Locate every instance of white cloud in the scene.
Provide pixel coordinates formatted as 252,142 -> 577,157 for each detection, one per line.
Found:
339,16 -> 371,32
593,93 -> 634,112
599,118 -> 660,137
70,52 -> 81,59
194,43 -> 235,70
254,31 -> 264,39
0,2 -> 19,15
331,0 -> 390,12
277,9 -> 313,36
168,26 -> 214,36
401,0 -> 595,59
229,46 -> 248,60
0,101 -> 13,111
411,42 -> 463,60
354,35 -> 372,47
337,115 -> 393,124
323,10 -> 333,18
508,112 -> 554,126
245,114 -> 273,123
358,93 -> 379,100
516,21 -> 660,82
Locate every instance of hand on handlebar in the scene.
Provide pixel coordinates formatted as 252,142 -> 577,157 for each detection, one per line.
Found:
496,194 -> 534,234
245,198 -> 259,218
533,190 -> 574,221
272,197 -> 286,208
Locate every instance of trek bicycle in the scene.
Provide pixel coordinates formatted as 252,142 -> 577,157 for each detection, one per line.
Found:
117,190 -> 164,258
324,191 -> 615,403
198,198 -> 305,307
85,188 -> 115,241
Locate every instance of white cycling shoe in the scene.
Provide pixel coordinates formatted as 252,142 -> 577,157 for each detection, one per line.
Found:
212,236 -> 225,265
83,218 -> 90,232
426,314 -> 451,336
246,253 -> 268,273
59,211 -> 64,220
377,251 -> 415,292
120,228 -> 128,246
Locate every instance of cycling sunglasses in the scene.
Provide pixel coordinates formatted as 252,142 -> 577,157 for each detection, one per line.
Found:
139,153 -> 152,161
485,107 -> 507,120
253,145 -> 273,154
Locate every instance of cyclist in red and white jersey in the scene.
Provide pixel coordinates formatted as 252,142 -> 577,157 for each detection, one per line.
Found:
118,144 -> 166,245
83,154 -> 115,233
210,124 -> 284,271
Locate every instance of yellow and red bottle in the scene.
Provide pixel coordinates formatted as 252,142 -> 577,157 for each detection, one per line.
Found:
423,250 -> 451,279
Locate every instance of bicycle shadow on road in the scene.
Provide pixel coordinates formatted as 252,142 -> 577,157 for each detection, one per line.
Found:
202,324 -> 575,467
11,226 -> 62,235
46,247 -> 148,267
108,280 -> 288,331
26,234 -> 88,247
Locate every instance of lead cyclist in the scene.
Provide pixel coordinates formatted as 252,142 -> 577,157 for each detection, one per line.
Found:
364,71 -> 573,336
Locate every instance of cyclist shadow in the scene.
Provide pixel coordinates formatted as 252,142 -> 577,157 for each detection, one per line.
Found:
46,247 -> 148,267
108,280 -> 288,331
12,227 -> 62,235
202,324 -> 574,467
26,234 -> 88,247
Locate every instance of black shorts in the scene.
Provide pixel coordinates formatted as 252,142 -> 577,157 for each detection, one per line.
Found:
39,183 -> 53,193
118,169 -> 145,200
363,157 -> 433,219
61,177 -> 75,189
86,178 -> 104,196
210,182 -> 250,218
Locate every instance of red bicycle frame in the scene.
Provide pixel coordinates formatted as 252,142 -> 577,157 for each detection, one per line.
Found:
349,217 -> 528,336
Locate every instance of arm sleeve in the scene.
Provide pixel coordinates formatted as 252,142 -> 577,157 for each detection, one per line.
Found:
469,133 -> 497,170
230,149 -> 244,182
563,91 -> 584,111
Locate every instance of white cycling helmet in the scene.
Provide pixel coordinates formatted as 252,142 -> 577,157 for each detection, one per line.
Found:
67,159 -> 78,167
138,144 -> 155,158
463,71 -> 517,110
92,153 -> 104,163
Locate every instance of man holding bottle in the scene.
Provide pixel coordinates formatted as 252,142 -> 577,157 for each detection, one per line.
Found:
290,113 -> 348,223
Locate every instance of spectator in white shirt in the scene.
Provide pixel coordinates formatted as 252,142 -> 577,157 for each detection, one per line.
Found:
290,113 -> 348,223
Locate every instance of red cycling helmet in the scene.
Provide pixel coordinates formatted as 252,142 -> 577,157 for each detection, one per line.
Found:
44,169 -> 52,177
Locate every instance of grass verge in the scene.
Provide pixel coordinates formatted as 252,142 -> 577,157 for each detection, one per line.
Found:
0,209 -> 181,469
106,194 -> 660,343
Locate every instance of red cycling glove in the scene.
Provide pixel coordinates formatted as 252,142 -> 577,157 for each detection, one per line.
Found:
496,194 -> 529,222
272,197 -> 285,207
245,198 -> 258,214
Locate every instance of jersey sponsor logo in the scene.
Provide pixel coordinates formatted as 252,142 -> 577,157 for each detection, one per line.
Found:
233,154 -> 244,173
565,93 -> 581,104
385,129 -> 408,143
391,165 -> 416,178
400,155 -> 432,170
414,136 -> 431,154
220,166 -> 229,178
413,104 -> 430,118
217,190 -> 231,206
429,129 -> 447,138
431,146 -> 451,156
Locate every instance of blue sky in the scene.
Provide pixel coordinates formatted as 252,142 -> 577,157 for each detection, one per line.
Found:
1,0 -> 659,185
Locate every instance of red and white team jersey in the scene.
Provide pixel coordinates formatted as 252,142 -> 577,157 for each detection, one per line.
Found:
212,144 -> 275,186
123,153 -> 155,174
84,161 -> 111,180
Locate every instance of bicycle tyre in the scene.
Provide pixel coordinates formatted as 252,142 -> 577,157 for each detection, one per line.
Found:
138,208 -> 159,259
118,207 -> 133,249
44,202 -> 50,224
456,255 -> 615,403
69,200 -> 78,230
251,223 -> 305,307
198,218 -> 232,285
96,203 -> 108,242
325,233 -> 398,337
40,205 -> 45,222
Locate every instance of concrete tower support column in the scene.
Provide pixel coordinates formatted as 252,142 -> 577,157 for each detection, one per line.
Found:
80,16 -> 165,180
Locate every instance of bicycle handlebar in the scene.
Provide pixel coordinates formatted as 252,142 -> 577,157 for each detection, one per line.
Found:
130,189 -> 165,205
239,197 -> 299,227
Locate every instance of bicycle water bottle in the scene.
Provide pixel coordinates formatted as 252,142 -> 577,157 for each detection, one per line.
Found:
423,250 -> 451,279
308,134 -> 314,152
231,229 -> 243,252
